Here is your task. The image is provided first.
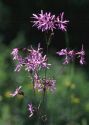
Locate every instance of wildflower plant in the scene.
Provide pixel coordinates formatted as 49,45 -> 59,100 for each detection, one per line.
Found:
10,10 -> 85,124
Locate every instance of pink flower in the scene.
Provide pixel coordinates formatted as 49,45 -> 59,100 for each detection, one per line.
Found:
11,48 -> 24,72
34,73 -> 43,92
32,10 -> 55,32
28,103 -> 34,117
11,48 -> 19,60
55,12 -> 69,31
25,44 -> 51,72
33,73 -> 56,92
31,10 -> 69,32
57,45 -> 85,65
76,44 -> 85,65
57,49 -> 75,64
43,78 -> 56,92
10,86 -> 22,97
11,44 -> 50,72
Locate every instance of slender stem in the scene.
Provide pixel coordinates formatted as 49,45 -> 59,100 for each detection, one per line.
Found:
41,31 -> 54,125
65,32 -> 69,48
31,71 -> 36,96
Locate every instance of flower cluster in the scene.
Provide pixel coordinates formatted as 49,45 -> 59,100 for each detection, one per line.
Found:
11,44 -> 56,93
11,44 -> 50,72
57,45 -> 85,65
34,73 -> 56,92
43,78 -> 56,92
32,10 -> 69,32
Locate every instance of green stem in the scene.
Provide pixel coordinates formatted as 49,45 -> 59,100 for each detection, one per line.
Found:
31,71 -> 36,96
65,32 -> 69,48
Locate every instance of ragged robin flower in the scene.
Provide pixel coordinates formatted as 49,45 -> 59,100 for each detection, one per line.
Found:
34,73 -> 43,92
56,49 -> 75,64
33,73 -> 56,92
57,45 -> 85,65
28,103 -> 34,117
55,12 -> 69,31
32,10 -> 55,32
43,78 -> 56,92
76,44 -> 85,65
25,44 -> 51,72
10,86 -> 23,97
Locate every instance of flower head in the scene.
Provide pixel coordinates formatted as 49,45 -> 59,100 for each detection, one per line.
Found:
11,48 -> 19,60
33,73 -> 56,92
56,49 -> 68,56
32,10 -> 55,32
76,44 -> 85,65
28,103 -> 34,117
56,49 -> 75,64
43,78 -> 56,92
10,86 -> 22,97
11,48 -> 25,72
25,44 -> 51,72
34,73 -> 43,92
11,44 -> 50,72
55,12 -> 69,31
